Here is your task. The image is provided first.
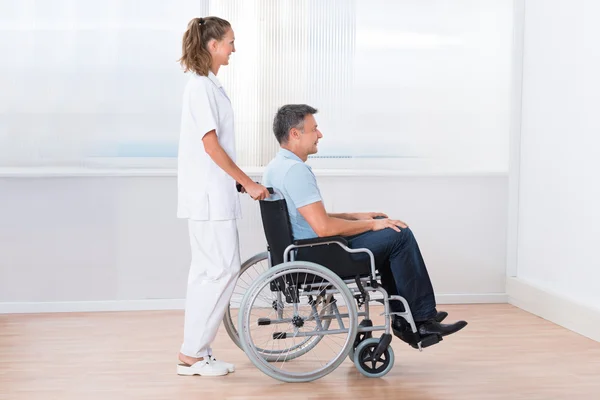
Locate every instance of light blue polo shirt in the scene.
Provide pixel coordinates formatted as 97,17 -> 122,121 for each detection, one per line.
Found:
262,148 -> 322,240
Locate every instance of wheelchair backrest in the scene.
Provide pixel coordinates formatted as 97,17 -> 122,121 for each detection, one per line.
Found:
259,198 -> 294,267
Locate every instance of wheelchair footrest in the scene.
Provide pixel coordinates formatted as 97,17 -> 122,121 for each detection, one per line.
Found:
273,332 -> 287,339
413,334 -> 442,349
257,318 -> 271,326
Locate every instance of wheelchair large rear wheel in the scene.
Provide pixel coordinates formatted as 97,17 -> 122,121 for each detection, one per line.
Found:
224,252 -> 269,349
224,253 -> 332,360
238,261 -> 358,382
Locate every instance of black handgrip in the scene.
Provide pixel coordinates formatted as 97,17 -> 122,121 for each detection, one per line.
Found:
236,182 -> 275,195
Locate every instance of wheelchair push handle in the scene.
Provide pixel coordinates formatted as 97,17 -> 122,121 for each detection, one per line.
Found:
236,182 -> 275,195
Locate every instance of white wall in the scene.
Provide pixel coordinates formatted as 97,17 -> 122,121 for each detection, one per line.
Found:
0,1 -> 514,313
0,173 -> 508,312
507,0 -> 600,341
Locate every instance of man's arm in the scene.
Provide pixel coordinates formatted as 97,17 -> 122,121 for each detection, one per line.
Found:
300,202 -> 407,237
328,212 -> 388,221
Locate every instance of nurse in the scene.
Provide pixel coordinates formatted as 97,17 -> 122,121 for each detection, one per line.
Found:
176,16 -> 269,377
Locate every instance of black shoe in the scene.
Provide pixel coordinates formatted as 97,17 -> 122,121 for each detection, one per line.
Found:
391,317 -> 419,345
435,311 -> 448,323
392,311 -> 447,329
392,314 -> 466,348
417,319 -> 467,337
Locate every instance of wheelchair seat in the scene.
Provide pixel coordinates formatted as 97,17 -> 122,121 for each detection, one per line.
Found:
259,198 -> 373,280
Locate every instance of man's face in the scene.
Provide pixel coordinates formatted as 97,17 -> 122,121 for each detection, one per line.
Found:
298,114 -> 323,156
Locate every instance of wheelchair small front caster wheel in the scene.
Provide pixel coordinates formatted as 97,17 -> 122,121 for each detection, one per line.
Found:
353,337 -> 395,378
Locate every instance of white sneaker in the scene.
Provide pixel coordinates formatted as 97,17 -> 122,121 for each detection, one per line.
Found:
208,355 -> 235,373
177,358 -> 229,376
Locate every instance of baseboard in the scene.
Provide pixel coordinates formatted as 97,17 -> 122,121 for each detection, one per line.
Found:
435,293 -> 507,304
0,299 -> 186,314
507,277 -> 600,342
0,293 -> 507,314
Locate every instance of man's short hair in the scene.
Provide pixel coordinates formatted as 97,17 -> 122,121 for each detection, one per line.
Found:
272,104 -> 318,144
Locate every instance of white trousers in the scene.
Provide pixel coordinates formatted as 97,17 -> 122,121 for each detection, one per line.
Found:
180,219 -> 241,358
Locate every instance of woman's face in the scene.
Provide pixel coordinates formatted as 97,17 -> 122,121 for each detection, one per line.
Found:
210,28 -> 236,66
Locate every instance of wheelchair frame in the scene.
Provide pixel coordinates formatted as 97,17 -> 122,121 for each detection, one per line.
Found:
282,238 -> 420,343
232,238 -> 422,382
227,187 -> 425,382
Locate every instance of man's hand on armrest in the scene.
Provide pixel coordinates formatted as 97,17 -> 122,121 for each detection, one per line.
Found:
299,202 -> 407,237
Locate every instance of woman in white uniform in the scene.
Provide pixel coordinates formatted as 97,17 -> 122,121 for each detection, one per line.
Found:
176,16 -> 270,377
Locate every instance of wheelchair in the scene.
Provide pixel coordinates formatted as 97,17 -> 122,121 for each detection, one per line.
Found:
223,191 -> 426,382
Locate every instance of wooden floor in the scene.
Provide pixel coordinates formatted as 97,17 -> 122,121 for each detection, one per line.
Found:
1,304 -> 599,400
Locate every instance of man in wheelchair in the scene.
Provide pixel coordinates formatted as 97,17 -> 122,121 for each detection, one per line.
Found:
262,104 -> 467,348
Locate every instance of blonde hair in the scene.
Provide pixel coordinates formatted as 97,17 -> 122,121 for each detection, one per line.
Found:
178,16 -> 231,76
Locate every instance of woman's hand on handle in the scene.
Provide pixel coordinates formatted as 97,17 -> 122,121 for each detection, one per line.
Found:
244,182 -> 270,200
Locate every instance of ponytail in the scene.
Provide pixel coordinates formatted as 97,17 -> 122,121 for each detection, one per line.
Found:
178,16 -> 231,76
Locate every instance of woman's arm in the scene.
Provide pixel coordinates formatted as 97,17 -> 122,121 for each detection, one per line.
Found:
202,131 -> 269,200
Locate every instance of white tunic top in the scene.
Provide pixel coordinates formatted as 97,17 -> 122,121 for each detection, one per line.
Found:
177,72 -> 241,221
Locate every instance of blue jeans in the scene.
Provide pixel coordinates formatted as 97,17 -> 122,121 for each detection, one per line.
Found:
345,227 -> 437,321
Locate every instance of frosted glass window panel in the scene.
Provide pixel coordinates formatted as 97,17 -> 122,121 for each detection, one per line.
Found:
213,0 -> 355,167
0,0 -> 512,173
216,0 -> 512,173
0,0 -> 204,166
316,0 -> 513,173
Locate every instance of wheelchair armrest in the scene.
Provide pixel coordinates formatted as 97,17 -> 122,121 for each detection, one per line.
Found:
293,236 -> 348,247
